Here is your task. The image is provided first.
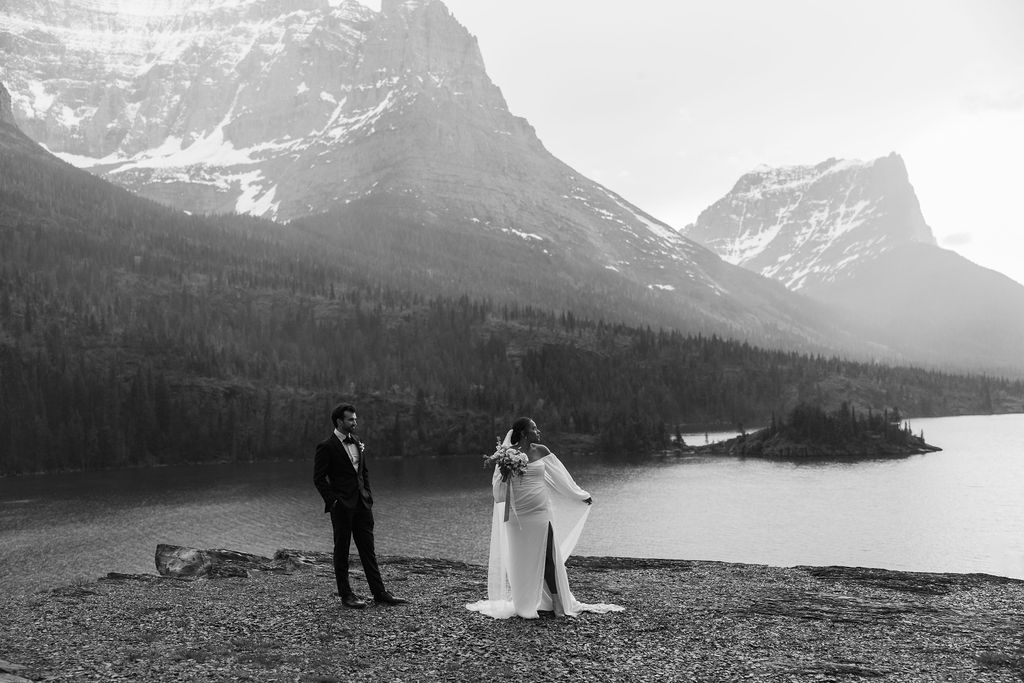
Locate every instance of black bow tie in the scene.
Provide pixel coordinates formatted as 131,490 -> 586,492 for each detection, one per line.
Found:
342,436 -> 356,445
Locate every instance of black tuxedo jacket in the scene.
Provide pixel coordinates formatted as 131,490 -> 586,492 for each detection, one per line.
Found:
313,433 -> 373,513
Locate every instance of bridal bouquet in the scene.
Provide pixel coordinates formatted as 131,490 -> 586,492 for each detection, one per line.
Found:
483,441 -> 529,482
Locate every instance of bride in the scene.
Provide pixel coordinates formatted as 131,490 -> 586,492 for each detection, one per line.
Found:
466,417 -> 624,619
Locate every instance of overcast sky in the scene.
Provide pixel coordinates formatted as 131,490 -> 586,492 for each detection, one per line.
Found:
361,0 -> 1024,286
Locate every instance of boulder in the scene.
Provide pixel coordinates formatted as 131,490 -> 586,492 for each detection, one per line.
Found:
155,544 -> 316,579
273,548 -> 333,567
155,544 -> 215,579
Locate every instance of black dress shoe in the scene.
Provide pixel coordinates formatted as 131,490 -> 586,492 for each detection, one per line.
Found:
374,592 -> 408,605
341,594 -> 367,609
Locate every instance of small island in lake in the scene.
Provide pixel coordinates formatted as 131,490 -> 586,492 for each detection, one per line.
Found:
693,403 -> 941,459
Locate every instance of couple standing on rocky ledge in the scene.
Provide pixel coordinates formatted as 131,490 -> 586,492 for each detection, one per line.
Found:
313,403 -> 623,619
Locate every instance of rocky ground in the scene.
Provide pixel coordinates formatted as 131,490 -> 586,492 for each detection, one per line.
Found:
1,549 -> 1022,682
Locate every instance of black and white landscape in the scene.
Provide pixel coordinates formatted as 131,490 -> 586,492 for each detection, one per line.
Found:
4,9 -> 1024,681
3,0 -> 1024,475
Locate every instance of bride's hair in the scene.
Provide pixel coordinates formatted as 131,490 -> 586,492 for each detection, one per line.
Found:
509,416 -> 533,446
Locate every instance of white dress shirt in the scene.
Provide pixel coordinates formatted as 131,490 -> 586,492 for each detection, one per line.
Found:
334,428 -> 359,469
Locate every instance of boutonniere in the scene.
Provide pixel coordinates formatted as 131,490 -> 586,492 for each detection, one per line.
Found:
356,440 -> 365,455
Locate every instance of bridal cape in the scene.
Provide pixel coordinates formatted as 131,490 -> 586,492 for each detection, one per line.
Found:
465,452 -> 625,619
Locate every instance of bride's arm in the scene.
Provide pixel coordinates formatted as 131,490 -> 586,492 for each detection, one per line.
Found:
542,451 -> 591,502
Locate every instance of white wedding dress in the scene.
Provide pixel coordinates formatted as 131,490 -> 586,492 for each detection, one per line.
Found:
466,452 -> 625,619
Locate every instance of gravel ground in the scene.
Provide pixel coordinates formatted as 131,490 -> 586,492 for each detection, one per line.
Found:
1,553 -> 1022,682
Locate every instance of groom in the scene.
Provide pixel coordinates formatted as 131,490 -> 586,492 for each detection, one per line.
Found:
314,403 -> 407,608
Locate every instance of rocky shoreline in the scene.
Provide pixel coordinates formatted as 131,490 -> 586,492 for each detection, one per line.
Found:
1,547 -> 1022,682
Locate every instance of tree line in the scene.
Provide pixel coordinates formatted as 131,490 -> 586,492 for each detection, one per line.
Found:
2,139 -> 1022,475
766,403 -> 920,447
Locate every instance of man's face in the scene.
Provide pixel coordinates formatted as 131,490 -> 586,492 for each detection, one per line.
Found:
340,411 -> 358,434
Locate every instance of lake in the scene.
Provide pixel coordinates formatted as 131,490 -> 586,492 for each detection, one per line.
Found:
2,413 -> 1022,595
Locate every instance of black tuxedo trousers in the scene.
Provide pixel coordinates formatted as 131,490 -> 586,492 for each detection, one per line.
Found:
330,498 -> 385,598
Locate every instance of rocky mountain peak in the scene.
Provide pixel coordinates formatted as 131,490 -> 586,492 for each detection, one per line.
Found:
0,0 -> 512,220
683,153 -> 936,292
361,0 -> 493,108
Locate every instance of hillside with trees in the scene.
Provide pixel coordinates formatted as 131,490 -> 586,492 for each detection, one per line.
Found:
2,120 -> 1023,475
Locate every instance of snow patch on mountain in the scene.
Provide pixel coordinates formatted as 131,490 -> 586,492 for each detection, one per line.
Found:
501,228 -> 544,242
235,172 -> 278,216
598,186 -> 680,245
718,220 -> 782,266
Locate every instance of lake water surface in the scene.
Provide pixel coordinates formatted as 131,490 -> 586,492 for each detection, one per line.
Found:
2,413 -> 1022,595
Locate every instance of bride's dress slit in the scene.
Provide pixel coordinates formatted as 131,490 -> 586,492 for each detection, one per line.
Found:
545,523 -> 557,595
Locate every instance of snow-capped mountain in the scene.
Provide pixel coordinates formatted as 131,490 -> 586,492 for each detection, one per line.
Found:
685,154 -> 1024,374
683,154 -> 935,294
1,0 -> 666,234
0,0 -> 850,347
3,0 -> 405,219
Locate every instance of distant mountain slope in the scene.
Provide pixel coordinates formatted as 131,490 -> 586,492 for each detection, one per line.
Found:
683,154 -> 1024,374
812,243 -> 1024,375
